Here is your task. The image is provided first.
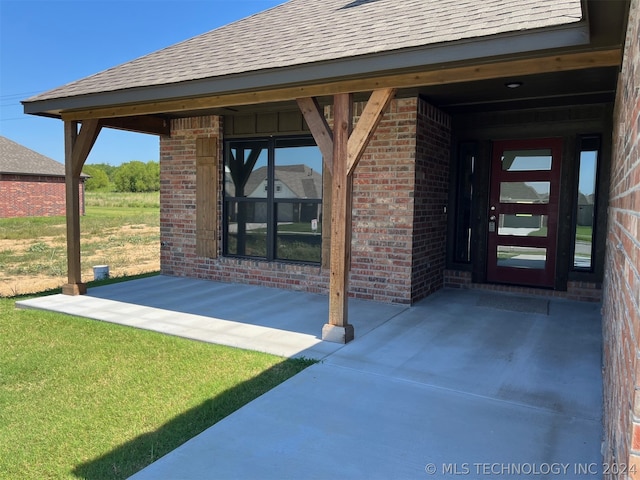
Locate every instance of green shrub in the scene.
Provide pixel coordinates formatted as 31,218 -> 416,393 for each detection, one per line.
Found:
113,161 -> 160,193
83,165 -> 111,191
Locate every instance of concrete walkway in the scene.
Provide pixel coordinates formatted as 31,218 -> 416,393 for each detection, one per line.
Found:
17,277 -> 603,479
17,275 -> 406,359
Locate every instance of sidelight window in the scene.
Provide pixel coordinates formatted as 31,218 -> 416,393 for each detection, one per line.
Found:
573,136 -> 600,271
453,142 -> 476,263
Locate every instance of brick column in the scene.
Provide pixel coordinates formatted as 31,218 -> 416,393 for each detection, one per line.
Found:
411,99 -> 451,302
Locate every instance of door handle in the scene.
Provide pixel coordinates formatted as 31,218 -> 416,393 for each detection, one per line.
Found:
489,215 -> 496,221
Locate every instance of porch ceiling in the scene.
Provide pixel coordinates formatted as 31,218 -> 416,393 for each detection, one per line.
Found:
161,65 -> 619,119
417,65 -> 619,113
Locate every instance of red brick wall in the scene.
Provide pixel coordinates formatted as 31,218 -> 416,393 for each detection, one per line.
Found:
160,98 -> 451,304
411,99 -> 451,302
0,174 -> 85,218
160,116 -> 221,278
350,98 -> 419,304
602,0 -> 640,474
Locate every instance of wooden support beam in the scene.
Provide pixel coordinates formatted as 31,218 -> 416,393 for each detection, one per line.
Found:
61,49 -> 621,121
297,97 -> 333,174
321,162 -> 332,270
347,88 -> 396,175
100,116 -> 170,136
322,93 -> 355,344
62,119 -> 102,295
63,121 -> 83,295
299,89 -> 396,342
71,119 -> 101,176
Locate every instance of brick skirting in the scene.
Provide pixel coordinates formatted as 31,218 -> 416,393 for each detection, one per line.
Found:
443,269 -> 602,303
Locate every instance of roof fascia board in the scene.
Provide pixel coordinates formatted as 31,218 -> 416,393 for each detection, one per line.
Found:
24,22 -> 590,117
0,172 -> 69,178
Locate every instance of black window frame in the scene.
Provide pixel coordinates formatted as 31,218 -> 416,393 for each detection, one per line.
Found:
222,135 -> 323,264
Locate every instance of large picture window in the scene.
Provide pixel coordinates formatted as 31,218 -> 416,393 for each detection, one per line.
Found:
223,137 -> 323,263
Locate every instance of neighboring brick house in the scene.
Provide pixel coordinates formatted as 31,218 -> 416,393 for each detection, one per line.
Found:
20,0 -> 640,473
0,136 -> 86,218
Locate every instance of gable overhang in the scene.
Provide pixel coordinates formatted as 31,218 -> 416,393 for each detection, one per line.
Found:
23,20 -> 603,121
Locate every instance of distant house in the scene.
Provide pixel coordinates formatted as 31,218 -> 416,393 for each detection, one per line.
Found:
226,164 -> 323,223
0,136 -> 86,218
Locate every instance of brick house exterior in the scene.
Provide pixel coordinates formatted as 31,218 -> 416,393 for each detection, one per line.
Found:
0,136 -> 86,218
603,0 -> 640,471
20,0 -> 640,475
160,98 -> 451,304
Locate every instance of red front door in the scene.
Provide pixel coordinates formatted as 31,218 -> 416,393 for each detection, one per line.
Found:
486,138 -> 563,288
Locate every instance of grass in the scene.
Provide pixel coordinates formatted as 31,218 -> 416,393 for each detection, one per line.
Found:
575,225 -> 593,242
0,192 -> 161,295
0,216 -> 68,241
0,290 -> 315,479
0,193 -> 317,478
276,222 -> 322,234
527,227 -> 548,237
85,191 -> 160,209
524,225 -> 593,242
0,192 -> 160,242
227,223 -> 322,262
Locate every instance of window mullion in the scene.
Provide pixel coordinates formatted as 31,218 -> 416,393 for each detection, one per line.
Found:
266,138 -> 276,261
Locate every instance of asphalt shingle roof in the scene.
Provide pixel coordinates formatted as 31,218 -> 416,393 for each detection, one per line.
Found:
26,0 -> 582,103
0,136 -> 65,176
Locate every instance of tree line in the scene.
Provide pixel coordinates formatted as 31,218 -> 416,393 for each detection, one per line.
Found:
83,161 -> 160,192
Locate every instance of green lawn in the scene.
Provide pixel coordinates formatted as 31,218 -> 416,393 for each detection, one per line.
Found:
525,225 -> 593,242
0,292 -> 314,479
0,192 -> 160,242
575,225 -> 593,242
85,191 -> 160,209
0,193 -> 161,291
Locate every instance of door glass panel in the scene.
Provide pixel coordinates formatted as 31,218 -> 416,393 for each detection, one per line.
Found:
500,182 -> 550,204
498,214 -> 548,237
497,246 -> 547,270
502,149 -> 552,171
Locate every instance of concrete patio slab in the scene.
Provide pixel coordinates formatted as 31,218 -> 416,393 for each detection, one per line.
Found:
126,288 -> 602,480
16,278 -> 603,479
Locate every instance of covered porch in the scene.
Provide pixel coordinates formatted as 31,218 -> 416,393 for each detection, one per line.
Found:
17,277 -> 603,478
21,0 -> 628,345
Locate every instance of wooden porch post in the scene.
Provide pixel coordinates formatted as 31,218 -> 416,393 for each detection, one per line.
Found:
298,89 -> 396,343
322,93 -> 355,343
62,119 -> 101,295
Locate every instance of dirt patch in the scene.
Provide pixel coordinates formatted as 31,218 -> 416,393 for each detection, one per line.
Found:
0,224 -> 160,297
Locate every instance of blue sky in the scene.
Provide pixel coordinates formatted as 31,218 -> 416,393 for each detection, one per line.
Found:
0,0 -> 283,165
